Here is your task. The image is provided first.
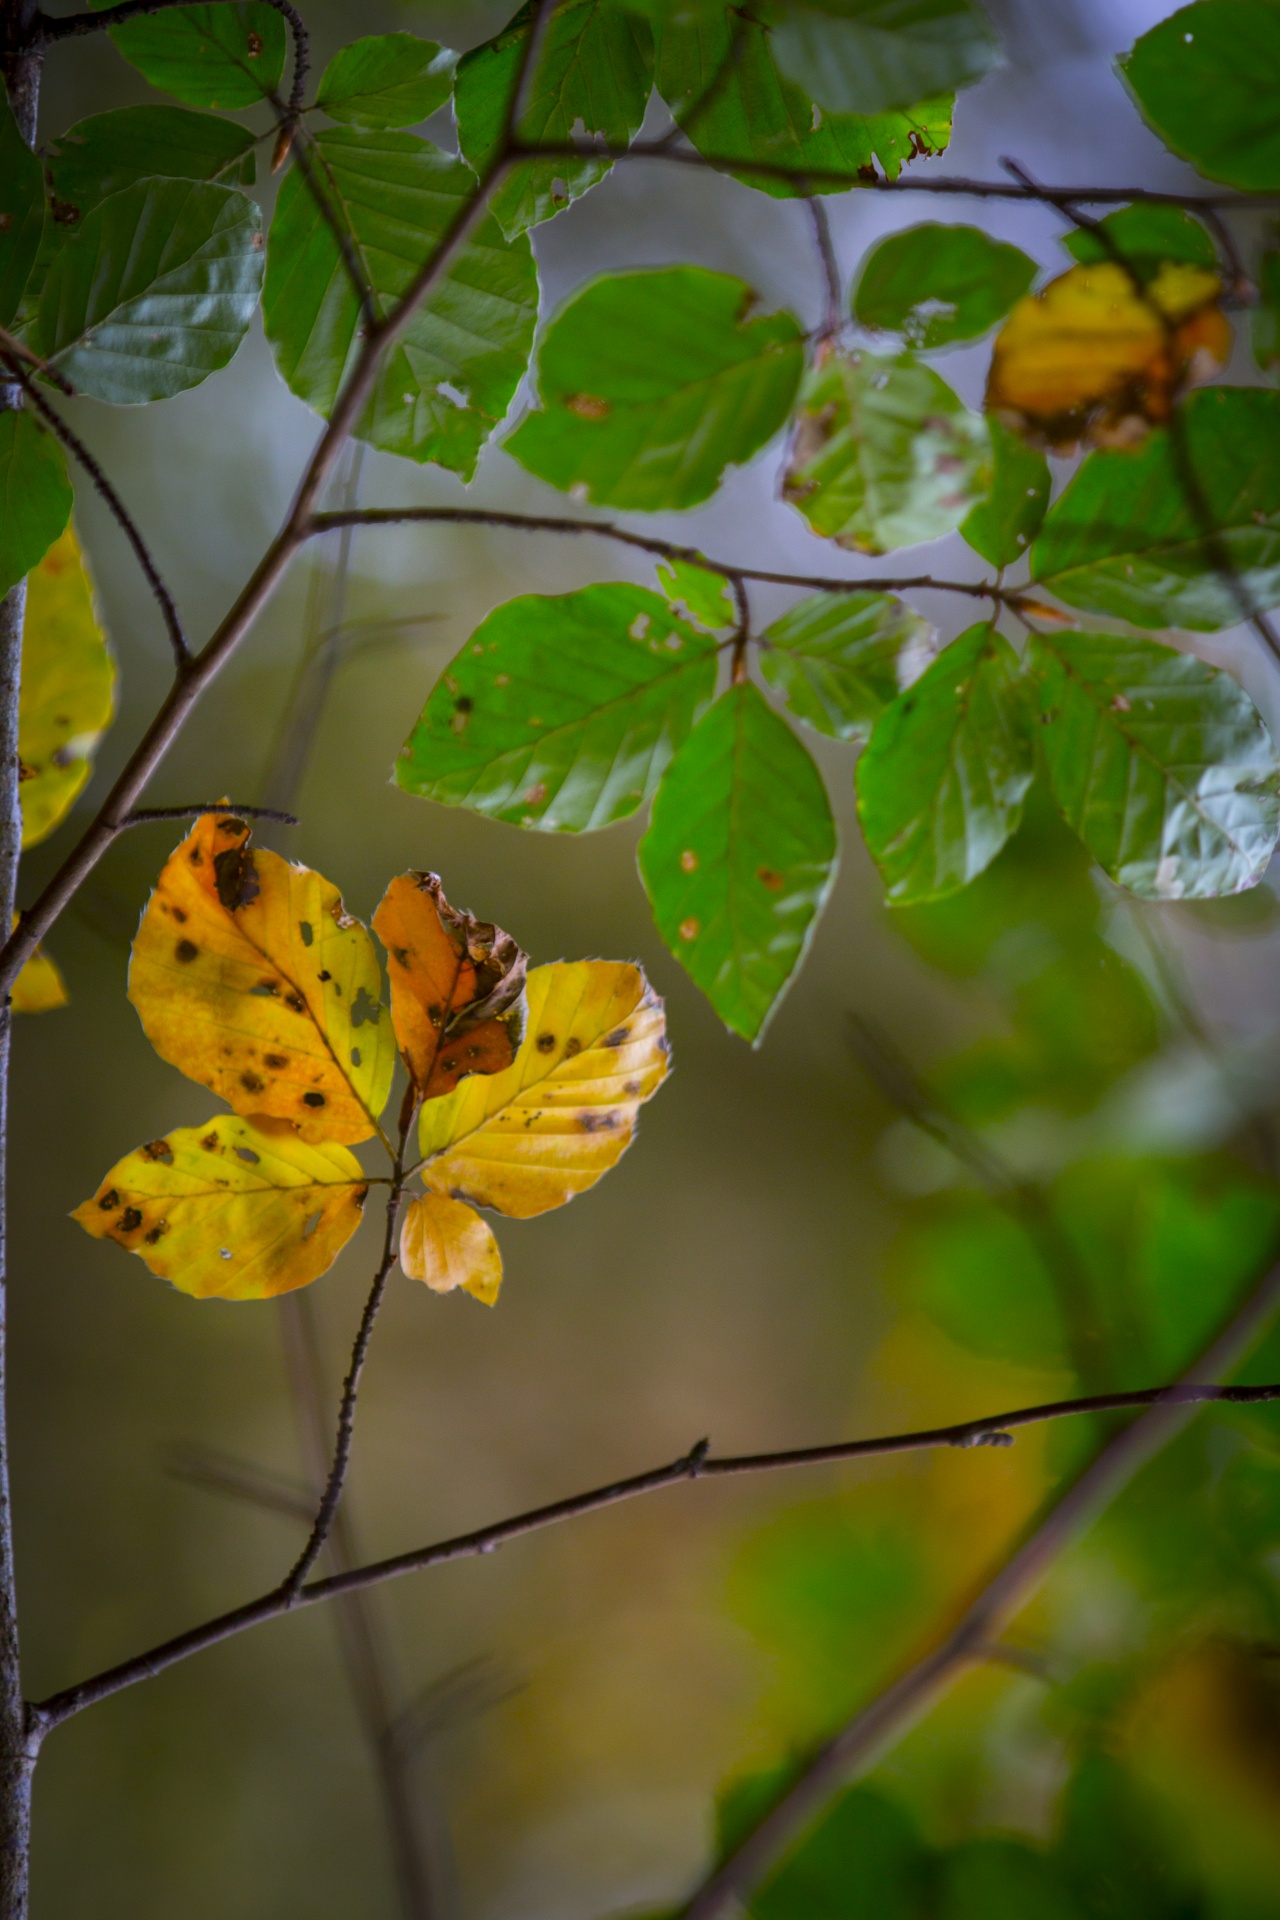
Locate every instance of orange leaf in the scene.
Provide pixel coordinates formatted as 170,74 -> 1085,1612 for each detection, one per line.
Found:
399,1191 -> 503,1305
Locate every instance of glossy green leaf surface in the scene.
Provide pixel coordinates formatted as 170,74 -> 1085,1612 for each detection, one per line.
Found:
655,7 -> 952,198
457,0 -> 653,237
395,584 -> 717,831
768,0 -> 1002,116
0,93 -> 44,327
106,2 -> 286,109
856,622 -> 1032,903
1121,2 -> 1280,190
854,222 -> 1035,348
960,416 -> 1050,568
655,557 -> 736,631
316,33 -> 454,127
507,267 -> 804,511
760,590 -> 932,741
783,350 -> 990,554
638,683 -> 837,1040
1031,388 -> 1280,632
1063,202 -> 1218,280
264,129 -> 537,478
1030,629 -> 1280,898
0,414 -> 73,602
45,107 -> 256,220
36,179 -> 263,403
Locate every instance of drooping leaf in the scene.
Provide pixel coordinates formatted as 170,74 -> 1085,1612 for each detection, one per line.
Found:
638,683 -> 837,1042
783,350 -> 990,554
45,106 -> 256,221
767,0 -> 1002,116
938,1839 -> 1086,1920
1031,387 -> 1280,631
854,222 -> 1035,349
106,2 -> 286,110
0,91 -> 44,327
394,584 -> 717,831
128,813 -> 396,1143
35,179 -> 264,403
751,1785 -> 933,1920
506,267 -> 804,511
399,1191 -> 503,1305
759,590 -> 933,742
984,260 -> 1229,451
0,412 -> 72,602
959,416 -> 1050,569
73,1115 -> 367,1301
1030,629 -> 1280,899
263,128 -> 538,479
655,557 -> 736,632
856,622 -> 1033,903
19,525 -> 115,849
316,33 -> 455,128
372,872 -> 528,1101
456,0 -> 653,238
416,960 -> 668,1216
11,921 -> 69,1016
1121,2 -> 1280,191
1062,203 -> 1218,281
1253,251 -> 1280,372
655,6 -> 952,199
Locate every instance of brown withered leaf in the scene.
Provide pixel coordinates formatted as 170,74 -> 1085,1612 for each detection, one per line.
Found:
372,872 -> 528,1102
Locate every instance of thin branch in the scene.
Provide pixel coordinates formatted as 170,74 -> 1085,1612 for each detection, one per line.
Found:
28,1377 -> 1280,1737
679,1257 -> 1280,1920
37,0 -> 309,113
0,326 -> 73,396
806,199 -> 844,349
281,116 -> 378,329
3,360 -> 190,669
167,1445 -> 314,1521
115,805 -> 298,828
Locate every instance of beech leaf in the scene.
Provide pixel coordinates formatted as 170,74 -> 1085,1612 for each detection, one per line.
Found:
760,591 -> 934,743
399,1192 -> 503,1305
0,413 -> 72,604
19,525 -> 116,850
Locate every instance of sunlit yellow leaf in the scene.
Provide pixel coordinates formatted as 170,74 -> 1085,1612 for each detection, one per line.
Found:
20,524 -> 115,848
372,871 -> 527,1101
399,1191 -> 503,1305
985,261 -> 1230,450
417,960 -> 668,1219
11,941 -> 67,1013
72,1114 -> 368,1300
129,812 -> 396,1144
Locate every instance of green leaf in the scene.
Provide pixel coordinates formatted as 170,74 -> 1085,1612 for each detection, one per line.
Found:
0,92 -> 44,328
782,350 -> 990,555
759,590 -> 933,742
1030,629 -> 1280,899
1056,1752 -> 1198,1920
316,33 -> 455,128
655,6 -> 952,199
895,1199 -> 1065,1369
263,129 -> 537,479
854,222 -> 1035,348
45,107 -> 256,220
456,0 -> 653,238
855,622 -> 1033,903
0,414 -> 73,601
1031,387 -> 1280,632
939,1839 -> 1086,1920
768,0 -> 1002,116
655,557 -> 736,631
35,179 -> 264,404
1253,250 -> 1280,373
1063,202 -> 1218,281
506,267 -> 804,512
1120,2 -> 1280,191
960,417 -> 1050,569
638,683 -> 837,1041
106,2 -> 286,110
753,1787 -> 932,1920
394,584 -> 717,831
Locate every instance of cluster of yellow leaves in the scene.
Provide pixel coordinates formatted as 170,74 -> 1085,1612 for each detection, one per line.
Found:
986,261 -> 1230,450
75,817 -> 669,1306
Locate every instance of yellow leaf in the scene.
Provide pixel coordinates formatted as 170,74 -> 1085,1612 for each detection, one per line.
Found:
129,812 -> 396,1144
11,944 -> 67,1014
399,1191 -> 503,1305
985,261 -> 1230,450
417,961 -> 668,1219
20,525 -> 115,848
372,871 -> 527,1101
72,1114 -> 368,1301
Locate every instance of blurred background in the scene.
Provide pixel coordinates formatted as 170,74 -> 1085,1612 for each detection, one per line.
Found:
15,1 -> 1280,1913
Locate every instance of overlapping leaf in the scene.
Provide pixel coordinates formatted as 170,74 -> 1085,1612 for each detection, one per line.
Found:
394,584 -> 718,831
1121,2 -> 1280,191
128,813 -> 396,1142
373,872 -> 528,1101
19,526 -> 115,849
316,33 -> 455,128
656,558 -> 736,632
264,128 -> 537,477
399,1192 -> 503,1305
506,267 -> 804,510
760,590 -> 933,742
1062,203 -> 1217,280
0,412 -> 72,603
45,106 -> 256,220
854,223 -> 1035,349
416,960 -> 668,1215
1030,630 -> 1280,898
0,92 -> 44,326
106,2 -> 287,110
959,416 -> 1049,568
74,1115 -> 368,1301
766,0 -> 1002,115
638,683 -> 837,1041
783,350 -> 990,554
11,919 -> 68,1016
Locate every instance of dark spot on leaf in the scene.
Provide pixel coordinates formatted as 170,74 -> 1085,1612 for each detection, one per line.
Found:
240,1071 -> 265,1094
351,988 -> 381,1027
118,1208 -> 143,1233
318,970 -> 331,982
234,1146 -> 260,1164
172,906 -> 187,924
602,1027 -> 629,1047
144,1225 -> 166,1245
299,921 -> 313,946
564,1037 -> 582,1057
350,1046 -> 361,1067
427,1001 -> 443,1023
216,816 -> 245,833
302,1092 -> 326,1108
98,1189 -> 119,1211
175,939 -> 199,963
141,1139 -> 173,1163
625,1080 -> 641,1095
250,980 -> 278,996
355,1187 -> 368,1210
264,1053 -> 287,1069
578,1111 -> 616,1132
286,993 -> 305,1014
214,843 -> 260,913
455,695 -> 473,713
757,866 -> 784,891
246,29 -> 263,53
190,848 -> 202,865
201,1133 -> 220,1151
536,1032 -> 556,1052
